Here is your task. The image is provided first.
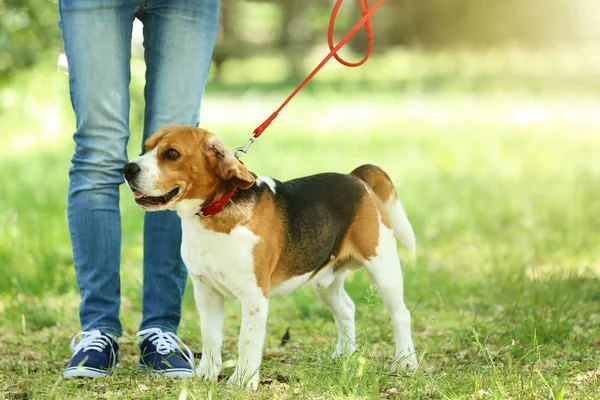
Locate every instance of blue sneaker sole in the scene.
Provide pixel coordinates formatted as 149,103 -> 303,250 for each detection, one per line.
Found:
138,364 -> 193,378
64,366 -> 113,378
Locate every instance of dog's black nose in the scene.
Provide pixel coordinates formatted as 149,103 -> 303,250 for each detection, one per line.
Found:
123,162 -> 141,180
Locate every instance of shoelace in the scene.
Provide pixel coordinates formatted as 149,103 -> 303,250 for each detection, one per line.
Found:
136,328 -> 194,369
69,330 -> 117,369
70,330 -> 114,353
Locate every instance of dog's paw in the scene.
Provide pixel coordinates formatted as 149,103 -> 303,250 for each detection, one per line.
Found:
227,367 -> 259,390
331,343 -> 357,360
390,349 -> 418,372
196,357 -> 222,381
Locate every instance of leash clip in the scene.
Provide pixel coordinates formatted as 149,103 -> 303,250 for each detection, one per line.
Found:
233,136 -> 256,159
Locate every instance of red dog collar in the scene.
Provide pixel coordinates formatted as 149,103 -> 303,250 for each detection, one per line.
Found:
197,186 -> 238,217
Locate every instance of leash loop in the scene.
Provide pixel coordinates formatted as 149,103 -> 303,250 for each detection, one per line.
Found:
328,0 -> 374,68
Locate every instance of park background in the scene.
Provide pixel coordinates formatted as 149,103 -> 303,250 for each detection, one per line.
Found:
1,0 -> 599,398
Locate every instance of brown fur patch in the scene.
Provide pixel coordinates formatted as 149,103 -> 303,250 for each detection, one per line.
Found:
340,192 -> 382,261
375,195 -> 393,229
198,203 -> 252,234
350,164 -> 395,204
143,125 -> 180,151
247,193 -> 285,298
145,126 -> 222,203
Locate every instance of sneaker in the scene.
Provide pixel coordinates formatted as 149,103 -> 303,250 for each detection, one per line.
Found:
136,328 -> 194,378
63,330 -> 119,378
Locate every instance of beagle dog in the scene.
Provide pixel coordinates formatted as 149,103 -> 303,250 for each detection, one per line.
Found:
123,126 -> 418,388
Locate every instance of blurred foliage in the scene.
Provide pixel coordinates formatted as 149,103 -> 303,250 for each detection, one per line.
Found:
1,0 -> 600,78
0,0 -> 61,78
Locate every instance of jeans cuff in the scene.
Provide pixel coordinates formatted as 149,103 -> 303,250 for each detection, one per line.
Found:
94,326 -> 123,338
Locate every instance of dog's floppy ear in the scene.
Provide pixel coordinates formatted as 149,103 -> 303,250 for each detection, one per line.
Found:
210,138 -> 256,189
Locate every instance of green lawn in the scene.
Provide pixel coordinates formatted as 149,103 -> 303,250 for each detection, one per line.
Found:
1,53 -> 599,399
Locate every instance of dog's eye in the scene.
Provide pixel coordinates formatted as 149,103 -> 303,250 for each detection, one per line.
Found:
164,149 -> 180,161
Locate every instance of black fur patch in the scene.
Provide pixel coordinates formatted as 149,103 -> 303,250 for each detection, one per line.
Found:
274,173 -> 365,276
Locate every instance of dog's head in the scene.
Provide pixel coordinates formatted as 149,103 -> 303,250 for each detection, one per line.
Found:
123,125 -> 255,212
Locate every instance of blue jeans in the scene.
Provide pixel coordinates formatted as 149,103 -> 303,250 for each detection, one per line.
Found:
59,0 -> 219,337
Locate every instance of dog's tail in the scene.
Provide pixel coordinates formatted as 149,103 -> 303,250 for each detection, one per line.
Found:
351,164 -> 416,256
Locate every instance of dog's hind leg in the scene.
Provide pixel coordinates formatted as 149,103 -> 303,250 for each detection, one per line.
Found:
364,225 -> 417,371
315,269 -> 357,359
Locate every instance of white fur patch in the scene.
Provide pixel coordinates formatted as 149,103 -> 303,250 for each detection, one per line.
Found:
256,176 -> 277,194
180,217 -> 262,298
385,197 -> 416,256
175,199 -> 204,216
129,148 -> 164,196
313,266 -> 336,289
270,263 -> 338,297
269,272 -> 312,298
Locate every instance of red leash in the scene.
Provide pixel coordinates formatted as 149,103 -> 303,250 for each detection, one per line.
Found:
233,0 -> 385,158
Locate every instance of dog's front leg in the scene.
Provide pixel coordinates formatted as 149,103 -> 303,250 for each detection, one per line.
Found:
227,295 -> 269,390
191,275 -> 224,381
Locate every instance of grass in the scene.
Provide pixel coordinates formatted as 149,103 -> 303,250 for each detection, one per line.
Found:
1,50 -> 599,399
